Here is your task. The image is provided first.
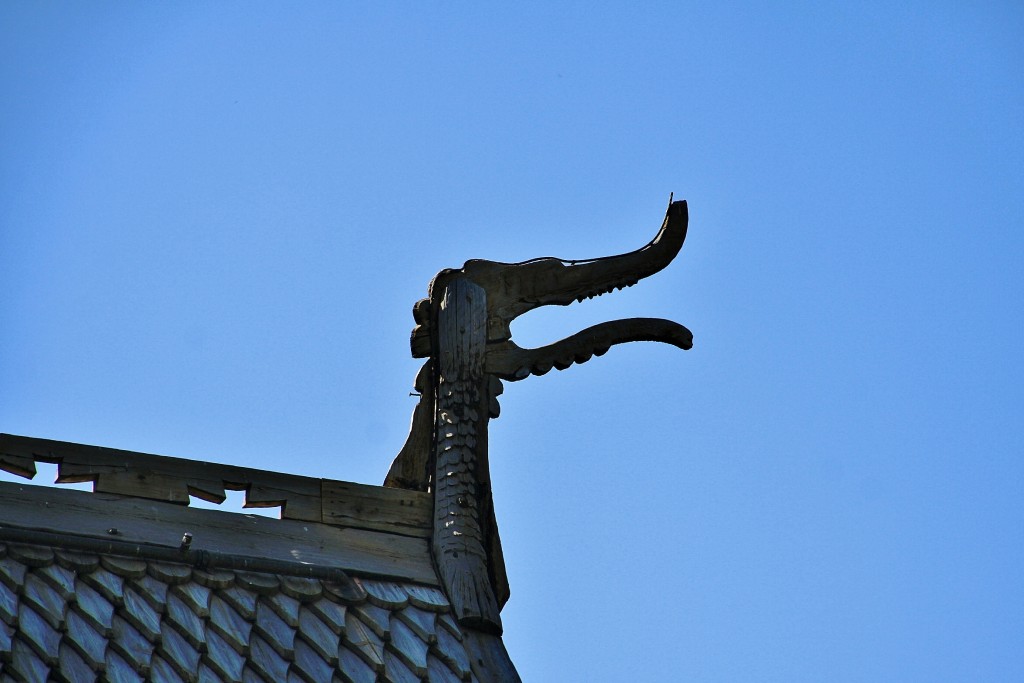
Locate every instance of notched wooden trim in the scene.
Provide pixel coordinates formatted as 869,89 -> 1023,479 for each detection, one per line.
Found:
0,434 -> 433,538
0,433 -> 321,521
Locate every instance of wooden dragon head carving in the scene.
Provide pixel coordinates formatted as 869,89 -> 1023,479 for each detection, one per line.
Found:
386,198 -> 691,634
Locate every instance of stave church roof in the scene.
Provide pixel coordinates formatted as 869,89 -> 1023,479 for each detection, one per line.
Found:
0,433 -> 519,682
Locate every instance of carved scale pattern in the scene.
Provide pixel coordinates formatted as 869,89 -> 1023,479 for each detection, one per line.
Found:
0,541 -> 477,682
432,278 -> 500,629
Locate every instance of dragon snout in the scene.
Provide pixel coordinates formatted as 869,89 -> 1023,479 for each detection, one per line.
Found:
410,199 -> 691,365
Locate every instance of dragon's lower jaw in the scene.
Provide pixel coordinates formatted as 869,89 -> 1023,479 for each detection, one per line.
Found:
484,318 -> 693,381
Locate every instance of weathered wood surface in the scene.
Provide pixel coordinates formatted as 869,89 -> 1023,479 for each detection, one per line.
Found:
463,630 -> 523,683
321,480 -> 431,538
0,434 -> 432,539
0,433 -> 321,522
384,361 -> 434,492
485,317 -> 693,380
0,541 -> 482,682
432,277 -> 501,631
0,480 -> 438,585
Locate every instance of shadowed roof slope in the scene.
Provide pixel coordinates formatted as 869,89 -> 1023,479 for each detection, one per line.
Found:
0,434 -> 519,682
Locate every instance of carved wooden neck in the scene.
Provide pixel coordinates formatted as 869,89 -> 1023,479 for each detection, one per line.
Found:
432,277 -> 502,631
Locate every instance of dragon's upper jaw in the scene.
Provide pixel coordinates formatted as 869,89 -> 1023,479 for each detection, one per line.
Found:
464,199 -> 687,343
411,199 -> 691,371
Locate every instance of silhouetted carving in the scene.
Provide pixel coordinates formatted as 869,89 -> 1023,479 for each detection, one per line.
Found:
386,198 -> 692,637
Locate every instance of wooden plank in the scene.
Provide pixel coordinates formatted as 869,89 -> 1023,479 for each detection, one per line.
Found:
321,481 -> 432,539
92,469 -> 195,504
246,484 -> 321,522
0,452 -> 36,479
0,481 -> 438,586
0,434 -> 322,523
3,433 -> 420,537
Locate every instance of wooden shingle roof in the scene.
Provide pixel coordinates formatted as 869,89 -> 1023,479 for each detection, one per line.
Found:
0,434 -> 519,682
0,541 -> 482,682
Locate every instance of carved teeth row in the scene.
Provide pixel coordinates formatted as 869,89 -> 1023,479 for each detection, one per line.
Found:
519,347 -> 607,378
573,279 -> 639,303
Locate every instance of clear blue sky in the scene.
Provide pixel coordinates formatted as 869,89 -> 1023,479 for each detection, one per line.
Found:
2,3 -> 1022,680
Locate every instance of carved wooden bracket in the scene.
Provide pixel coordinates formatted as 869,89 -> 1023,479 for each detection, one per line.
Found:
386,198 -> 693,634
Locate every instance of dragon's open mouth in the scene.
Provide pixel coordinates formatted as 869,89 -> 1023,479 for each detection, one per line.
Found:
410,198 -> 692,380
